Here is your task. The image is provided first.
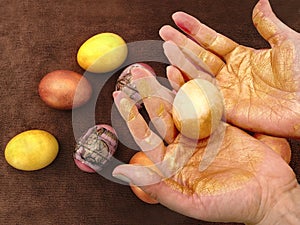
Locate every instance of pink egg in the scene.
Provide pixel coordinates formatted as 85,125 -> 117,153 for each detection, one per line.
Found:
73,124 -> 118,173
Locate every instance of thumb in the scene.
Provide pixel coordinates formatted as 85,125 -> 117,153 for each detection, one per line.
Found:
112,163 -> 162,187
252,0 -> 292,46
113,164 -> 208,220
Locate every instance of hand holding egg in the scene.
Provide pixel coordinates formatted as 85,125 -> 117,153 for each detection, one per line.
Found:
112,62 -> 297,224
115,65 -> 224,142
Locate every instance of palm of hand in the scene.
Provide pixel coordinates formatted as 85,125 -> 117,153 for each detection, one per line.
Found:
112,67 -> 295,224
112,1 -> 299,223
218,42 -> 300,137
156,124 -> 295,223
159,0 -> 300,137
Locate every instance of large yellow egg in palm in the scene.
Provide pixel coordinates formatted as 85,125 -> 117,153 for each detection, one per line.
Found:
172,79 -> 224,140
5,130 -> 59,171
77,32 -> 128,73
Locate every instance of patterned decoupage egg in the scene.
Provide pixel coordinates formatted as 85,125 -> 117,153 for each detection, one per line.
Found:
73,124 -> 118,173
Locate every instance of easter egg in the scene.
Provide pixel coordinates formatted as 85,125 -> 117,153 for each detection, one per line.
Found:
73,124 -> 118,173
129,151 -> 159,204
5,130 -> 59,171
38,70 -> 92,110
77,32 -> 128,73
172,78 -> 224,139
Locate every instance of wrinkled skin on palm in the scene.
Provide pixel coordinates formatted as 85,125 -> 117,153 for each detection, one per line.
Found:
112,67 -> 297,224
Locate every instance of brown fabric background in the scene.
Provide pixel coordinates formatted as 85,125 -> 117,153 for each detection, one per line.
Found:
0,0 -> 299,225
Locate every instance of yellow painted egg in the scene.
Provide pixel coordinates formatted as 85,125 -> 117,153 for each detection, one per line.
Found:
172,78 -> 224,140
77,32 -> 128,73
5,130 -> 59,171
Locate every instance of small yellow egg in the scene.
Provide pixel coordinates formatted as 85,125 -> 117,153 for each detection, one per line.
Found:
77,32 -> 128,73
5,130 -> 59,171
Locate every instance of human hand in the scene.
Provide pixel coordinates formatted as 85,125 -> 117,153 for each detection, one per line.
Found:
112,67 -> 299,224
159,0 -> 300,138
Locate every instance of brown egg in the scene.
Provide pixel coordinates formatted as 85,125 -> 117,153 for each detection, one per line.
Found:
38,70 -> 92,110
129,151 -> 159,204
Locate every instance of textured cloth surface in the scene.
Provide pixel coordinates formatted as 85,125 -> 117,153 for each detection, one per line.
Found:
0,1 -> 299,225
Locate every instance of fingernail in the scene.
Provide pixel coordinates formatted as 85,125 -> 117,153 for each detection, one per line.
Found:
112,90 -> 120,99
172,12 -> 194,34
130,67 -> 143,80
112,173 -> 132,184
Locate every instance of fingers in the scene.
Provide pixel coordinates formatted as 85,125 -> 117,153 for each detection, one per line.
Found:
113,163 -> 162,186
252,0 -> 293,46
113,91 -> 166,163
159,25 -> 225,75
162,41 -> 215,83
131,67 -> 178,144
166,66 -> 185,92
254,133 -> 291,163
171,11 -> 239,59
112,163 -> 185,209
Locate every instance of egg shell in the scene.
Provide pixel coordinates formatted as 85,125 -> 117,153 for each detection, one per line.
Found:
129,151 -> 159,204
172,78 -> 223,140
4,130 -> 59,171
77,32 -> 128,73
73,124 -> 118,173
38,70 -> 92,110
74,158 -> 96,173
